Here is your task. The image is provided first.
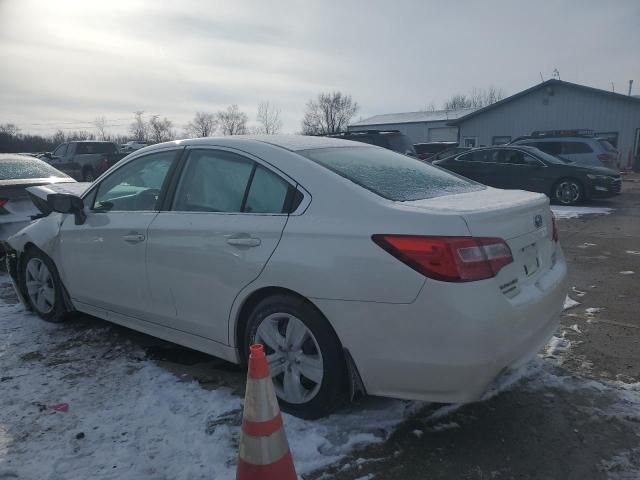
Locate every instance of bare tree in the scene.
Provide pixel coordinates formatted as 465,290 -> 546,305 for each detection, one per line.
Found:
443,86 -> 505,110
217,104 -> 248,135
129,111 -> 148,142
256,101 -> 283,135
185,112 -> 217,138
0,123 -> 20,136
148,115 -> 175,144
301,92 -> 359,135
52,129 -> 66,145
443,94 -> 471,110
93,116 -> 108,140
423,101 -> 438,112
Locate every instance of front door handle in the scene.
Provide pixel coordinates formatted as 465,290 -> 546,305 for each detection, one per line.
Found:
226,236 -> 261,247
122,232 -> 146,244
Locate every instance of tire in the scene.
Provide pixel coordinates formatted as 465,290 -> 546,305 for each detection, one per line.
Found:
245,294 -> 349,419
552,178 -> 584,205
19,249 -> 68,323
82,168 -> 96,182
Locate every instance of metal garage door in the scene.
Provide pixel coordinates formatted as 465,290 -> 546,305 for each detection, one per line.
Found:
429,127 -> 458,142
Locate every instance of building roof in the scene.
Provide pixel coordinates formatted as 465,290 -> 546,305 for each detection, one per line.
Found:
450,79 -> 640,125
349,108 -> 477,127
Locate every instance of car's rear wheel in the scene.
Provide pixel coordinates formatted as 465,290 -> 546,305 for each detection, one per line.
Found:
245,294 -> 349,419
553,178 -> 583,205
20,249 -> 68,322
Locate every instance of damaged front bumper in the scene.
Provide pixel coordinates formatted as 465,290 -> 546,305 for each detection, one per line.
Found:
4,249 -> 28,307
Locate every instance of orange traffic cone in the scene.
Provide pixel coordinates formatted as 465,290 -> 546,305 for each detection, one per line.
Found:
236,344 -> 298,480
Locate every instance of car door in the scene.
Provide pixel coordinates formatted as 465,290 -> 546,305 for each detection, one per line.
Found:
145,147 -> 293,344
58,148 -> 182,318
447,150 -> 493,185
57,143 -> 81,179
498,149 -> 547,192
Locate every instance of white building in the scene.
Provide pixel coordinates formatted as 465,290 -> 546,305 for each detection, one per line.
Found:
348,108 -> 475,144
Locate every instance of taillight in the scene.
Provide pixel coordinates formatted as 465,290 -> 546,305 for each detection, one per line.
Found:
551,212 -> 559,242
372,235 -> 513,282
597,153 -> 612,163
0,198 -> 8,214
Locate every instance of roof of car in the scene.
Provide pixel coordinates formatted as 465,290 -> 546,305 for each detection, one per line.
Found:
143,135 -> 373,153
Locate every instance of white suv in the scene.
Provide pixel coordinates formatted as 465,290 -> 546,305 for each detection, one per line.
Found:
511,134 -> 619,169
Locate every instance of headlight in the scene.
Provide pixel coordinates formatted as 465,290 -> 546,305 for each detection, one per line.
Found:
586,174 -> 609,180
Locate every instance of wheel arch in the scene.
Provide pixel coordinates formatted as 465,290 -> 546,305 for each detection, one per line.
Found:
233,286 -> 339,363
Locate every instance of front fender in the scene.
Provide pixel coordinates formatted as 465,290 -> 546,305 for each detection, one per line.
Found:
7,213 -> 64,260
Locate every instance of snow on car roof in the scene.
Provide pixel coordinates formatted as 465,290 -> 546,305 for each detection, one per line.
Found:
250,134 -> 367,151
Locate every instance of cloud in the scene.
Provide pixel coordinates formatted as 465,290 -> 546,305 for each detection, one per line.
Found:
0,0 -> 639,135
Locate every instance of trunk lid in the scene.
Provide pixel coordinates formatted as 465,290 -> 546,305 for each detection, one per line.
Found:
402,188 -> 556,292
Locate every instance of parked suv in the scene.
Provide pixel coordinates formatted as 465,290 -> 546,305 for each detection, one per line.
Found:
40,141 -> 128,181
328,130 -> 417,157
510,130 -> 619,169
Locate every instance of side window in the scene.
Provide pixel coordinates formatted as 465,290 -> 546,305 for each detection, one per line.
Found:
562,142 -> 593,154
503,150 -> 526,165
527,141 -> 561,155
523,154 -> 542,166
93,150 -> 177,212
172,149 -> 293,214
245,166 -> 290,213
173,150 -> 254,213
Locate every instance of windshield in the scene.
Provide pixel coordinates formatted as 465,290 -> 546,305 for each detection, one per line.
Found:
300,146 -> 484,201
0,157 -> 70,180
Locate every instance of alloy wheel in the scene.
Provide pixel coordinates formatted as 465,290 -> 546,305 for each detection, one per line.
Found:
25,258 -> 55,314
254,313 -> 324,404
555,180 -> 580,205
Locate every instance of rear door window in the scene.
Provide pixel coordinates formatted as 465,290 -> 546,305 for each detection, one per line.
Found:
172,149 -> 294,214
300,146 -> 483,202
561,142 -> 593,154
525,141 -> 561,155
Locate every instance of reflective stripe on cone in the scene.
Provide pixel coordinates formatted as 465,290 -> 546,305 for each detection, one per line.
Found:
236,344 -> 298,480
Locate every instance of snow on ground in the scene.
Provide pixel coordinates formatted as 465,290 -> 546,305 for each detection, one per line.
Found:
0,274 -> 420,479
563,295 -> 580,310
551,206 -> 612,219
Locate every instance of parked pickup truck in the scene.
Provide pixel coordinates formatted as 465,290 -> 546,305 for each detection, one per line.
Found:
40,141 -> 128,181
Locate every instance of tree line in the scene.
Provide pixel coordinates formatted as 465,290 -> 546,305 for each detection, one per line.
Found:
0,87 -> 504,153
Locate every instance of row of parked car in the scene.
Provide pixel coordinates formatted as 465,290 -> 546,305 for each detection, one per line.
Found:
333,129 -> 622,205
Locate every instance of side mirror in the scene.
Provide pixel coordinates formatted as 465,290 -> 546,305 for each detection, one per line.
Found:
47,193 -> 86,225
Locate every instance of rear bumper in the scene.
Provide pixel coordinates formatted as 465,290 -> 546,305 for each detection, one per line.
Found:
314,251 -> 568,403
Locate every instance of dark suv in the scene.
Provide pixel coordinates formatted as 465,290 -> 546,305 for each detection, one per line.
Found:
328,130 -> 417,157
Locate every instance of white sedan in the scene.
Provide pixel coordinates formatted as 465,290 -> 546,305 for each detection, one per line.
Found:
5,135 -> 567,419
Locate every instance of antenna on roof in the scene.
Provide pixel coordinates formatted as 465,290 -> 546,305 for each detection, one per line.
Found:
552,68 -> 560,80
611,82 -> 615,93
629,80 -> 633,96
539,72 -> 544,82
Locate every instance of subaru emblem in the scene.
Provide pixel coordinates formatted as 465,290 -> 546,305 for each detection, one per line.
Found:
534,214 -> 543,229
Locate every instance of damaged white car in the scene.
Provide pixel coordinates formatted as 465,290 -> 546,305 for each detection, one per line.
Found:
5,135 -> 567,419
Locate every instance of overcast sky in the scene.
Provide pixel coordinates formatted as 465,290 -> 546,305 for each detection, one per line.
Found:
1,0 -> 639,136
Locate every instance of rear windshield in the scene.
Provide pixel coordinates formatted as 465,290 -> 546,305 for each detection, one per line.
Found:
0,157 -> 70,180
76,142 -> 116,155
299,146 -> 484,201
598,140 -> 617,152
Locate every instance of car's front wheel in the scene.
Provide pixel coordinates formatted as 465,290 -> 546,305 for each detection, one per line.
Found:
245,294 -> 349,419
553,178 -> 584,205
20,249 -> 68,322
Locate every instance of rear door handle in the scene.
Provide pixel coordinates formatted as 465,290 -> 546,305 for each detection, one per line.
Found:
122,232 -> 146,244
226,236 -> 261,247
